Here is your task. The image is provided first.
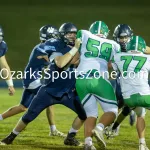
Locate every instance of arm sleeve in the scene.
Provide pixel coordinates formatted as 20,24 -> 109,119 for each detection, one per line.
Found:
76,30 -> 83,53
37,42 -> 57,56
37,44 -> 48,55
76,30 -> 82,39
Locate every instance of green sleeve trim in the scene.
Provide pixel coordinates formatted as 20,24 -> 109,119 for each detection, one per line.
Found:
76,30 -> 82,39
111,56 -> 114,63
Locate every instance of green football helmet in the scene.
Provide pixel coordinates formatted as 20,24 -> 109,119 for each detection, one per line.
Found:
126,35 -> 146,53
89,21 -> 109,38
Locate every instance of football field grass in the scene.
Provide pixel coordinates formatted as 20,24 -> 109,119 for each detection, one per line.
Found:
0,88 -> 150,150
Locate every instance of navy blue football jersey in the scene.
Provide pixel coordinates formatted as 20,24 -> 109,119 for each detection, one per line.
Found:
0,41 -> 8,57
44,44 -> 76,98
23,38 -> 65,88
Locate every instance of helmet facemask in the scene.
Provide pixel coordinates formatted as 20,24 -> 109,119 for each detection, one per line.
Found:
64,32 -> 77,46
113,24 -> 133,52
0,28 -> 4,43
117,35 -> 131,52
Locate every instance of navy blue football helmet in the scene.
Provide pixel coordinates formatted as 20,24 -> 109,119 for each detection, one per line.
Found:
59,22 -> 77,46
113,24 -> 133,51
39,25 -> 60,42
0,26 -> 4,43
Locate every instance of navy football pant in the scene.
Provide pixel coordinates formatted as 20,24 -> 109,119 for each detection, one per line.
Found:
20,86 -> 41,108
22,86 -> 86,124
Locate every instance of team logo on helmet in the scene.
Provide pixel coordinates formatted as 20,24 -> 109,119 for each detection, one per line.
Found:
47,27 -> 55,34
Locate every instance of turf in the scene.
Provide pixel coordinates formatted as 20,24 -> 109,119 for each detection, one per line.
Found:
0,88 -> 150,150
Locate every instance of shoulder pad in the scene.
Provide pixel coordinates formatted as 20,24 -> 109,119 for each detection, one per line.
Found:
0,41 -> 8,57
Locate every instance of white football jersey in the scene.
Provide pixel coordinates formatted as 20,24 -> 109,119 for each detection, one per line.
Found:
113,51 -> 150,98
76,30 -> 120,79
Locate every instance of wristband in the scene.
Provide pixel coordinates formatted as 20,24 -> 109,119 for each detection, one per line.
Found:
69,47 -> 78,56
6,79 -> 13,87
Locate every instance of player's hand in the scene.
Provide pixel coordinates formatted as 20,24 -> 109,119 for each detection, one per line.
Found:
75,38 -> 81,49
8,86 -> 15,96
37,55 -> 49,62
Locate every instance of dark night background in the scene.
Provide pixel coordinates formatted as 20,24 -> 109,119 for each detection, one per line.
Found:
0,0 -> 149,71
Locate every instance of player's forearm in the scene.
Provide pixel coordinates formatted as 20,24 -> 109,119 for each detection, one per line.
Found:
69,52 -> 80,65
2,65 -> 12,80
54,53 -> 74,68
2,67 -> 14,87
54,39 -> 81,68
55,47 -> 78,68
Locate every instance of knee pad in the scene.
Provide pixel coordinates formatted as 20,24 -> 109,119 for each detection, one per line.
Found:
84,104 -> 98,118
122,106 -> 131,116
134,107 -> 146,117
83,95 -> 98,118
105,107 -> 118,118
22,110 -> 38,124
74,99 -> 87,120
85,109 -> 98,118
100,100 -> 118,118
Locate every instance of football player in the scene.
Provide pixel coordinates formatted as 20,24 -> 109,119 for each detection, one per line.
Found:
0,26 -> 15,96
75,21 -> 120,150
106,24 -> 147,138
0,25 -> 66,137
112,35 -> 149,150
0,23 -> 86,146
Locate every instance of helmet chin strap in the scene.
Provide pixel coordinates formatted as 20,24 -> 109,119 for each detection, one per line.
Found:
40,37 -> 46,41
117,37 -> 131,52
67,45 -> 73,48
64,34 -> 75,46
117,37 -> 131,43
67,42 -> 75,47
